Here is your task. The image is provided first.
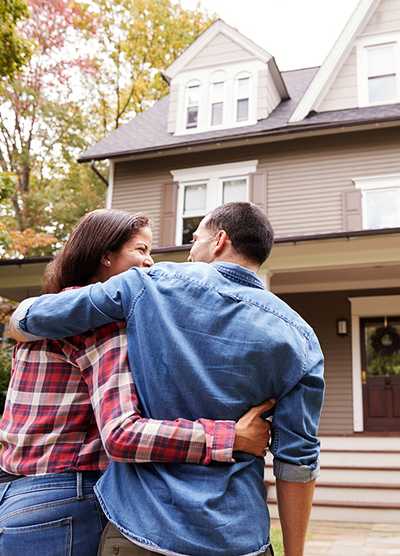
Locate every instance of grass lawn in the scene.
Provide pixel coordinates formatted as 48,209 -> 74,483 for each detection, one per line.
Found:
270,526 -> 284,556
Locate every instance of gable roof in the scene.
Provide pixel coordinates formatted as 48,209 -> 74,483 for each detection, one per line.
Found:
78,66 -> 317,162
289,0 -> 380,122
164,19 -> 274,79
163,19 -> 289,100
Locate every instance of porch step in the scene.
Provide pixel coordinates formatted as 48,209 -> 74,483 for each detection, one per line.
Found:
320,436 -> 400,451
264,437 -> 400,523
267,500 -> 400,524
266,482 -> 400,504
320,450 -> 400,467
264,464 -> 400,484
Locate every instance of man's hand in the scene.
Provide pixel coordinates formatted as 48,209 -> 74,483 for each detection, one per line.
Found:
233,399 -> 276,457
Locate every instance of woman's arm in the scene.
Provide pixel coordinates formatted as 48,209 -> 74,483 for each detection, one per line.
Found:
75,325 -> 272,464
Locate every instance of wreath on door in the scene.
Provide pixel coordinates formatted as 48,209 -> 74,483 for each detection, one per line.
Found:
370,326 -> 400,357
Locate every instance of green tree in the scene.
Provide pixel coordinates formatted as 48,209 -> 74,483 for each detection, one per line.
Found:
0,0 -> 104,257
0,0 -> 213,258
86,0 -> 214,134
0,0 -> 30,78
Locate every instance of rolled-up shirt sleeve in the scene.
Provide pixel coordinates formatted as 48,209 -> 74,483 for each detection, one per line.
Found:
18,268 -> 146,339
271,332 -> 324,483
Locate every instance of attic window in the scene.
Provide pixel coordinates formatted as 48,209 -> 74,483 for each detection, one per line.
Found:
210,80 -> 225,126
186,82 -> 201,129
366,43 -> 397,104
357,34 -> 400,107
236,75 -> 250,122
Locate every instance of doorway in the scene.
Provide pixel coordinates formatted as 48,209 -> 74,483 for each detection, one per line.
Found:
360,317 -> 400,432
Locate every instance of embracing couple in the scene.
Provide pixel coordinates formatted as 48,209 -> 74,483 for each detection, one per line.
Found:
1,202 -> 324,556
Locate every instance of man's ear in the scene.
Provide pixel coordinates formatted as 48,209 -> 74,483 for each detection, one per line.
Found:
214,230 -> 229,256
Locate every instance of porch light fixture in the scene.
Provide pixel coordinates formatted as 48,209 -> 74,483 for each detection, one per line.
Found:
337,319 -> 348,336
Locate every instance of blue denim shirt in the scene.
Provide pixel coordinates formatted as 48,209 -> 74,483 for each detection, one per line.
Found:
19,261 -> 324,556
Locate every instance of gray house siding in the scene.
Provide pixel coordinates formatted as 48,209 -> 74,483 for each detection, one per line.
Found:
317,48 -> 358,112
361,0 -> 400,36
112,163 -> 171,247
264,128 -> 400,237
112,127 -> 400,245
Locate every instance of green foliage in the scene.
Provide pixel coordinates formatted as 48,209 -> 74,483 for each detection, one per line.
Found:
368,352 -> 400,376
0,341 -> 12,393
0,0 -> 30,78
270,527 -> 284,556
0,0 -> 213,258
86,0 -> 214,133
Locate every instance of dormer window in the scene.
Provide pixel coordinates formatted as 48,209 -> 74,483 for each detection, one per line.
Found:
366,43 -> 397,104
186,81 -> 201,129
210,73 -> 225,126
357,34 -> 400,107
236,74 -> 250,122
173,59 -> 276,135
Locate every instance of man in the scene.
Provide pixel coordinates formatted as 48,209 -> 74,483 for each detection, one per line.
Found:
14,202 -> 324,556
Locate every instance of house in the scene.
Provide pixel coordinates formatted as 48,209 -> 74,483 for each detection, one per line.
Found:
1,0 -> 400,522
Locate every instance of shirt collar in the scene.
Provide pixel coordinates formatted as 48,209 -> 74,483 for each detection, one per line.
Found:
212,262 -> 265,290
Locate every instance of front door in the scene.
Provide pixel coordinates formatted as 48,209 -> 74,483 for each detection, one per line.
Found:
361,317 -> 400,432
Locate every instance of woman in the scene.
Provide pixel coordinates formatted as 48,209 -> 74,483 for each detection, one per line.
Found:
0,209 -> 271,556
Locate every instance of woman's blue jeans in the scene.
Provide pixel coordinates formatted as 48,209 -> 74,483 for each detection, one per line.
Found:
0,471 -> 107,556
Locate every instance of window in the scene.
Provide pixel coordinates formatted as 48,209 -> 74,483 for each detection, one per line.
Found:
172,161 -> 258,245
236,75 -> 250,122
354,175 -> 400,230
181,183 -> 207,244
357,34 -> 400,106
175,63 -> 261,134
366,43 -> 397,104
186,82 -> 201,129
210,80 -> 225,126
223,178 -> 247,203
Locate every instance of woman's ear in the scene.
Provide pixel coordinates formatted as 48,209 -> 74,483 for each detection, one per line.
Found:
100,254 -> 112,268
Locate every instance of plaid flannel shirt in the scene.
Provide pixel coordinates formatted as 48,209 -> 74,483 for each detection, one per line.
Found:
0,322 -> 235,475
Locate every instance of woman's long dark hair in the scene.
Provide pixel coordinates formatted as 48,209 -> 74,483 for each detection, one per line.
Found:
43,209 -> 150,293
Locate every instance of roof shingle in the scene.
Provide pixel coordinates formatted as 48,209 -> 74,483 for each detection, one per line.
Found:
79,66 -> 400,162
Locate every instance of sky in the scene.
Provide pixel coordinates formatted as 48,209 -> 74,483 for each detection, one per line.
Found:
180,0 -> 360,71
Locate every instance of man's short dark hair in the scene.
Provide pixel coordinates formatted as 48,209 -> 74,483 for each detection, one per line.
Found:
204,202 -> 274,265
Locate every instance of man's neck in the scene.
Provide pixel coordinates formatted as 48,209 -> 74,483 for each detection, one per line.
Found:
212,256 -> 260,274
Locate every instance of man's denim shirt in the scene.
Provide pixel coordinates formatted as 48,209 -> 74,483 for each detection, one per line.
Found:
19,261 -> 324,556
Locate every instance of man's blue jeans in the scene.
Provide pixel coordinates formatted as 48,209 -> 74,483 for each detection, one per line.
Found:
0,471 -> 106,555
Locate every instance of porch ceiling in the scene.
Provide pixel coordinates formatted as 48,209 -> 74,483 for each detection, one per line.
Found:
272,263 -> 400,293
1,231 -> 399,301
0,259 -> 50,302
266,233 -> 400,274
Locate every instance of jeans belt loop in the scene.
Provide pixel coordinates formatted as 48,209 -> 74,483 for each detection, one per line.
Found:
0,482 -> 11,506
76,471 -> 83,500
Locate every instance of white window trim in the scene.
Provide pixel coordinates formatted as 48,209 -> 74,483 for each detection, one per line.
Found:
349,295 -> 400,432
106,160 -> 114,209
209,71 -> 226,128
353,173 -> 400,229
172,160 -> 258,245
174,60 -> 262,135
184,80 -> 201,130
357,32 -> 400,107
234,72 -> 252,124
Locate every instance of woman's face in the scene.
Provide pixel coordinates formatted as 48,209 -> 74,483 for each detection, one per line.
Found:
103,226 -> 154,279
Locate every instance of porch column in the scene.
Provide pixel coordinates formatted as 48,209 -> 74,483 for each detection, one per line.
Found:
262,270 -> 273,291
